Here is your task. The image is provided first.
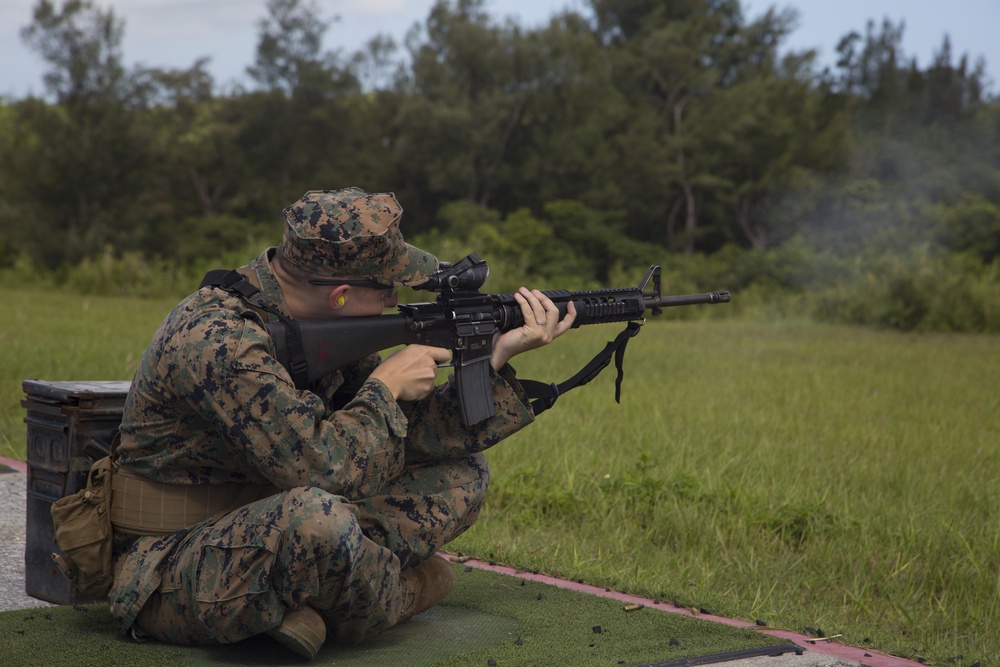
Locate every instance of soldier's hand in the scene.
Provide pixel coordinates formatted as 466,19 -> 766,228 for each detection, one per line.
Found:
491,287 -> 577,370
370,344 -> 451,401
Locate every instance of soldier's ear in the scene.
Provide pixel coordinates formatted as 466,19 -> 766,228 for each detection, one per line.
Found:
329,286 -> 350,310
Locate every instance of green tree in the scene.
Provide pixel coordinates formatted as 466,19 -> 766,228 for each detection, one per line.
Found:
939,198 -> 1000,262
349,34 -> 408,92
126,63 -> 277,259
141,67 -> 233,219
832,20 -> 988,130
831,18 -> 906,114
247,0 -> 347,99
633,1 -> 731,253
6,0 -> 150,266
711,37 -> 850,248
499,11 -> 628,216
918,36 -> 988,126
243,0 -> 361,201
593,0 -> 836,253
543,199 -> 664,281
20,0 -> 128,104
797,19 -> 996,258
393,0 -> 538,220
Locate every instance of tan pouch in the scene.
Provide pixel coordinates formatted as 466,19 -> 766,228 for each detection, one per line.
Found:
50,455 -> 115,598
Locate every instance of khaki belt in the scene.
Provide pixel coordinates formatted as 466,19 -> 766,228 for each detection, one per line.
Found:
110,469 -> 276,536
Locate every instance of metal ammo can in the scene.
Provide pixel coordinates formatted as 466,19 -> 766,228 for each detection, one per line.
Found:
20,380 -> 130,604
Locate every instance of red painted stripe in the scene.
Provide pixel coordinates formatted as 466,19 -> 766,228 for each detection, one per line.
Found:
441,553 -> 925,667
0,457 -> 27,473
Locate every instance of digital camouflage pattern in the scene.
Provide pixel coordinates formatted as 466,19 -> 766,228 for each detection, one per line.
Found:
279,187 -> 439,287
110,247 -> 535,645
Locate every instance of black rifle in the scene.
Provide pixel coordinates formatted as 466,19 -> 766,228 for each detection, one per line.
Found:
264,253 -> 729,427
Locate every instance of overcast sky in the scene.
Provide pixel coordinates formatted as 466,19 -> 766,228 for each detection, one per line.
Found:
2,0 -> 998,99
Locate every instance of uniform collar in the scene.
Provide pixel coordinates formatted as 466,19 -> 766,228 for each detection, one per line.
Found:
248,247 -> 294,320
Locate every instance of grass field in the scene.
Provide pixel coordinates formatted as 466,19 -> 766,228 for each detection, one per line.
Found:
3,287 -> 999,666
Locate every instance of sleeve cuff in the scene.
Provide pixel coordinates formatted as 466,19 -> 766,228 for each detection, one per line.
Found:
494,363 -> 535,416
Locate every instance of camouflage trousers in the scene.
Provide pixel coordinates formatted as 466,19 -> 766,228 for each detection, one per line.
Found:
132,453 -> 488,645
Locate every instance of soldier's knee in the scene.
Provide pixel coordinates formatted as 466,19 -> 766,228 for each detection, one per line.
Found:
280,487 -> 362,545
463,453 -> 490,500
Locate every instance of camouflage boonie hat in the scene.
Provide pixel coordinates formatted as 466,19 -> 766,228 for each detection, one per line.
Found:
279,187 -> 438,287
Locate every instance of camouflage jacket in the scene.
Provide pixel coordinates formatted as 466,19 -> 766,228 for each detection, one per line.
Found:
109,247 -> 535,633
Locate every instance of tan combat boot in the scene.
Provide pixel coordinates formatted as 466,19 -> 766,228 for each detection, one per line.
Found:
267,606 -> 327,660
397,555 -> 456,623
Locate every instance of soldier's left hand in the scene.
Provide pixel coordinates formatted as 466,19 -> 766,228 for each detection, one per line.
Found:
491,287 -> 576,370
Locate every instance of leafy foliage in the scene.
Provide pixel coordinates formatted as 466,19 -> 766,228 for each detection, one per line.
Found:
1,0 -> 998,332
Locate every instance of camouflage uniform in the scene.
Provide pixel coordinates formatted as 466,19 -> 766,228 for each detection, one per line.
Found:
109,188 -> 536,645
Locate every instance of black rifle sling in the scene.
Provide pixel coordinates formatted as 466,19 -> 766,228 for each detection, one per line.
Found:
519,320 -> 644,416
199,269 -> 310,389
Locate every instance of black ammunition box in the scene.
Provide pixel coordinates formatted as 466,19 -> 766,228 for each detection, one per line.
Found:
21,380 -> 130,604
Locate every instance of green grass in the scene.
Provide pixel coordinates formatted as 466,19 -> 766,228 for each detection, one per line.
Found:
3,287 -> 999,665
454,319 -> 1000,667
1,289 -> 178,459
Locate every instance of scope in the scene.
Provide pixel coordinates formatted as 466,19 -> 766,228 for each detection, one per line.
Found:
414,253 -> 490,293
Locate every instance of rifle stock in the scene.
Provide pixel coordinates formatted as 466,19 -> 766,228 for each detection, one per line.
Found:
266,262 -> 730,426
267,314 -> 418,386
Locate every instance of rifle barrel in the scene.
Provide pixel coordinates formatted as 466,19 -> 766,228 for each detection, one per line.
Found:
648,290 -> 731,309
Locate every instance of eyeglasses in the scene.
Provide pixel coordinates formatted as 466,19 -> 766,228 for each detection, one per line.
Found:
308,277 -> 395,290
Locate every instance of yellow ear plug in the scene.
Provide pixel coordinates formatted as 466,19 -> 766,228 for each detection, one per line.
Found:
337,295 -> 346,307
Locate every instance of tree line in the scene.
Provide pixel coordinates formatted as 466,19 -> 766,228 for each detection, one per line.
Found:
1,0 -> 998,329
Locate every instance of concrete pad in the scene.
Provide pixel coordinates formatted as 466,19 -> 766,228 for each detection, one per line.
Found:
0,468 -> 55,614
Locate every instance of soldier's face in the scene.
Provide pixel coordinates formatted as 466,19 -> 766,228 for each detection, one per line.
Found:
346,286 -> 399,315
